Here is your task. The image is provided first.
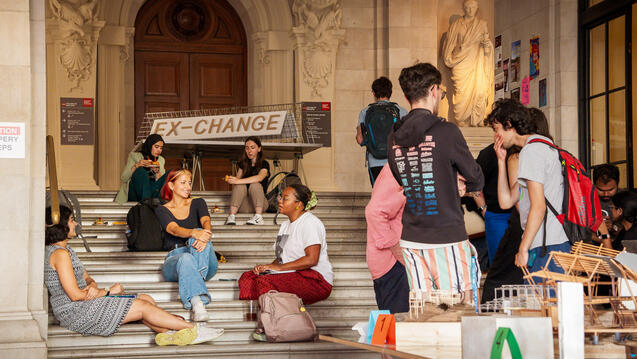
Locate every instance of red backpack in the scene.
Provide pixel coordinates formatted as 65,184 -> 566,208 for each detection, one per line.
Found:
528,139 -> 604,253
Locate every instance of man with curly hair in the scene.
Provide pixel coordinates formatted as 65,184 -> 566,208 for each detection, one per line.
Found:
485,99 -> 570,274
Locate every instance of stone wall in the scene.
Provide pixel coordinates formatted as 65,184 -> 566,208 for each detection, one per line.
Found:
0,0 -> 48,357
494,0 -> 579,153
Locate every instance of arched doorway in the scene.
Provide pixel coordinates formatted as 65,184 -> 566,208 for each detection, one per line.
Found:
134,0 -> 247,190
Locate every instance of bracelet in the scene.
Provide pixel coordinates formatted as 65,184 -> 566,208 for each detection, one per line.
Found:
478,205 -> 487,212
105,290 -> 110,296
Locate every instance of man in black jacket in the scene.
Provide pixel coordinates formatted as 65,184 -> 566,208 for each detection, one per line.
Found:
387,63 -> 484,303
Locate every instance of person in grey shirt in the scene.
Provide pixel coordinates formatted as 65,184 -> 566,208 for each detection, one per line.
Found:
486,99 -> 570,274
356,76 -> 408,186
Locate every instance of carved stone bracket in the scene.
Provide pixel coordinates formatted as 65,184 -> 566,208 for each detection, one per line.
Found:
120,27 -> 135,63
291,0 -> 344,98
253,32 -> 271,65
47,0 -> 104,90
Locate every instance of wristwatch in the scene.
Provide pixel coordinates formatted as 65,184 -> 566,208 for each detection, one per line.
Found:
596,229 -> 610,240
478,205 -> 487,212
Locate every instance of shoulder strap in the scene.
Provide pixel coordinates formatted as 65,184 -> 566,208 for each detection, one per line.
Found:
528,138 -> 559,150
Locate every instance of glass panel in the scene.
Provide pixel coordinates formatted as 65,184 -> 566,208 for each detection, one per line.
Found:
589,24 -> 606,96
609,16 -> 626,90
589,0 -> 605,7
609,90 -> 626,162
590,96 -> 607,166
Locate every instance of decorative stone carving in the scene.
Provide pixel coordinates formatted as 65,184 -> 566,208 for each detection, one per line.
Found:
292,0 -> 344,98
120,28 -> 135,63
49,0 -> 101,90
253,32 -> 271,65
442,0 -> 494,127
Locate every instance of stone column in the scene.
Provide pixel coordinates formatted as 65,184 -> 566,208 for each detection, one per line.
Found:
45,0 -> 104,189
0,0 -> 48,357
291,0 -> 345,191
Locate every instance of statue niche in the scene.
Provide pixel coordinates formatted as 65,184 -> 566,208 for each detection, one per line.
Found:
442,0 -> 493,127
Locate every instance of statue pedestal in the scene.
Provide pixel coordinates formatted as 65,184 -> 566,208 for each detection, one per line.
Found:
459,127 -> 493,158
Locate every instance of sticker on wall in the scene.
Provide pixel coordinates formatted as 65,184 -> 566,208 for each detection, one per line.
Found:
511,40 -> 521,83
530,36 -> 540,79
0,122 -> 25,159
539,78 -> 547,107
521,76 -> 530,105
495,35 -> 502,71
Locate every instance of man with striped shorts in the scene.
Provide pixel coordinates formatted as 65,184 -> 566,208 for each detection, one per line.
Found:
386,63 -> 484,303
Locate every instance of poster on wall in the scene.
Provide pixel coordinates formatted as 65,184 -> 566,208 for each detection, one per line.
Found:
511,40 -> 521,83
0,122 -> 25,158
539,78 -> 547,107
60,98 -> 94,145
503,58 -> 510,91
530,36 -> 540,79
495,35 -> 502,71
301,102 -> 331,147
495,72 -> 505,100
511,87 -> 520,101
521,77 -> 530,105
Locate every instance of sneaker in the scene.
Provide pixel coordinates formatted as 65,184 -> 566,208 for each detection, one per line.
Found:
246,214 -> 264,225
252,331 -> 267,342
225,214 -> 236,225
155,326 -> 198,346
192,301 -> 209,322
191,324 -> 224,344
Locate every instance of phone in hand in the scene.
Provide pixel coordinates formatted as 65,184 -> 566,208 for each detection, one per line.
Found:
527,251 -> 537,268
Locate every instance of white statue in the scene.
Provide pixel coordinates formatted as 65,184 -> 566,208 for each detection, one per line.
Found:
443,0 -> 494,127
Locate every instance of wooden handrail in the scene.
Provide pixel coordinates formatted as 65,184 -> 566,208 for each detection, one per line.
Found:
46,135 -> 60,225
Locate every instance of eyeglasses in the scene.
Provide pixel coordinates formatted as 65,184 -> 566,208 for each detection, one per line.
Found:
277,195 -> 299,202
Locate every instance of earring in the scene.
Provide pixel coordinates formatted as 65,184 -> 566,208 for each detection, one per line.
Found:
296,205 -> 300,210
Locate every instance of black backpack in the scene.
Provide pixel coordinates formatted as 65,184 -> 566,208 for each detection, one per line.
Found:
361,102 -> 401,159
265,171 -> 303,224
126,198 -> 165,251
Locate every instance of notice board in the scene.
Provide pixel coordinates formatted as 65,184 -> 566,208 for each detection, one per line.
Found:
301,101 -> 331,147
60,98 -> 94,145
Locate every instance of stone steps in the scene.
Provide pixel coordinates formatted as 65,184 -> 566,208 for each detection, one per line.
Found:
47,191 -> 375,359
47,341 -> 378,359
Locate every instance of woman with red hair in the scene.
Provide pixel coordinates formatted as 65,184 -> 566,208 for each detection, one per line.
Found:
156,169 -> 220,325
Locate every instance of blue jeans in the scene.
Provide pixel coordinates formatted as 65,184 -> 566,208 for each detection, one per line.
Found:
484,211 -> 511,264
526,241 -> 572,286
162,237 -> 218,309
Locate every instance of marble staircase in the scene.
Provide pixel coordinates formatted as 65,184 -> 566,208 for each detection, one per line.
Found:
46,191 -> 377,358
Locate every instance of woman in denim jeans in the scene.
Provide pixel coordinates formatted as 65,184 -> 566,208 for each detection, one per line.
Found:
156,169 -> 219,323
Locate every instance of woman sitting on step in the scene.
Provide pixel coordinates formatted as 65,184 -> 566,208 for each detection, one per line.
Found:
44,205 -> 223,346
224,136 -> 270,225
238,184 -> 333,305
156,169 -> 219,322
115,134 -> 167,204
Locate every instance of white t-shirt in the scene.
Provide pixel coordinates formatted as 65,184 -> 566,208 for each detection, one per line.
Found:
274,212 -> 334,285
517,135 -> 570,249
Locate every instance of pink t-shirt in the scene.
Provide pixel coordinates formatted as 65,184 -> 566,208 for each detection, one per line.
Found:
365,165 -> 405,280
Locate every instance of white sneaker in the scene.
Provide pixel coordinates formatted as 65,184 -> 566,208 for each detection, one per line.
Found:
191,301 -> 209,322
246,214 -> 264,225
225,214 -> 236,225
191,324 -> 224,344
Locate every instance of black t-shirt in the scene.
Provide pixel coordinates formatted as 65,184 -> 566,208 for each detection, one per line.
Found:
612,224 -> 637,251
155,198 -> 209,250
476,144 -> 510,214
242,160 -> 270,193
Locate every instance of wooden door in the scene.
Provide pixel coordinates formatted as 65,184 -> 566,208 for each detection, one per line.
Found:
134,0 -> 247,191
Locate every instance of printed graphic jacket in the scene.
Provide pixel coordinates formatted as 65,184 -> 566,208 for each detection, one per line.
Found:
387,108 -> 484,245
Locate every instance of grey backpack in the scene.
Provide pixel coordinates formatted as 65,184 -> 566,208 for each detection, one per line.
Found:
257,290 -> 317,342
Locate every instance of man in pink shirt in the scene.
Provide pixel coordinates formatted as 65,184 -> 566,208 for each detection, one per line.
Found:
365,164 -> 410,313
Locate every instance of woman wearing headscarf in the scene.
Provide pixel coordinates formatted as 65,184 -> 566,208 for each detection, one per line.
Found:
115,134 -> 167,204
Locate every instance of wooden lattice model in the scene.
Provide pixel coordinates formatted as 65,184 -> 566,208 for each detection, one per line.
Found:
408,289 -> 463,319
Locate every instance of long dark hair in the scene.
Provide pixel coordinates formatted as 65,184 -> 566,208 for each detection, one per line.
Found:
45,206 -> 74,245
140,134 -> 164,161
612,191 -> 637,224
239,136 -> 264,175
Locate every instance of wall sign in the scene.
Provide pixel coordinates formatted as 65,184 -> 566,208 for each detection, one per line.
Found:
60,98 -> 95,145
301,102 -> 331,147
0,122 -> 25,158
150,111 -> 287,141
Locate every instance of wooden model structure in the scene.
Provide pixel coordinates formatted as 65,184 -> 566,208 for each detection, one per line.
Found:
408,290 -> 463,319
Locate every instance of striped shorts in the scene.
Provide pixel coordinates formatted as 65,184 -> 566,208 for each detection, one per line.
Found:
402,240 -> 481,294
